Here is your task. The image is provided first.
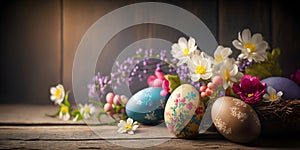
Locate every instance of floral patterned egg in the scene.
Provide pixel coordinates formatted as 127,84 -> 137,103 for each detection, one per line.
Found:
125,87 -> 167,125
164,84 -> 204,138
211,96 -> 261,143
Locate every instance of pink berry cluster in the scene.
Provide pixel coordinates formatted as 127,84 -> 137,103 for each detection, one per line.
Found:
147,68 -> 170,96
103,92 -> 128,120
199,76 -> 223,98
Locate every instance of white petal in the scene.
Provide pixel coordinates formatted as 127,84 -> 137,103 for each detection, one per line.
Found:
57,84 -> 64,90
50,87 -> 56,94
238,31 -> 242,42
188,37 -> 196,49
232,40 -> 244,50
191,74 -> 200,82
256,42 -> 268,52
251,33 -> 263,43
128,130 -> 134,135
267,86 -> 276,95
50,95 -> 56,101
127,118 -> 133,124
59,111 -> 63,119
201,72 -> 212,80
64,113 -> 70,121
132,125 -> 139,131
178,37 -> 188,45
263,94 -> 270,99
242,29 -> 251,43
118,120 -> 126,127
118,128 -> 126,133
222,47 -> 233,58
277,91 -> 283,97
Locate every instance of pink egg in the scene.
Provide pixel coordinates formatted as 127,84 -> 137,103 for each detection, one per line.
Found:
200,86 -> 207,92
212,76 -> 223,86
104,103 -> 112,111
205,88 -> 213,96
200,92 -> 207,98
207,82 -> 216,90
160,89 -> 169,96
152,78 -> 163,87
106,92 -> 114,104
113,95 -> 121,105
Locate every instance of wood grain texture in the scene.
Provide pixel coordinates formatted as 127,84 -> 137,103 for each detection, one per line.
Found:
0,105 -> 299,149
0,0 -> 61,104
271,0 -> 300,76
218,0 -> 271,57
63,0 -> 217,103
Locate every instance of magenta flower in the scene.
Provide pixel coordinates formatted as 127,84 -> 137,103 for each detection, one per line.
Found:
232,75 -> 266,104
290,69 -> 300,87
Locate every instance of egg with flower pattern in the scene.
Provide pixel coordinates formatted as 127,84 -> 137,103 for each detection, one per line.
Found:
125,87 -> 168,125
211,96 -> 261,143
164,84 -> 205,138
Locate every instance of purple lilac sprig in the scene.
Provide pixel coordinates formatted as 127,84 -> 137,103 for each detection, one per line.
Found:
236,57 -> 254,72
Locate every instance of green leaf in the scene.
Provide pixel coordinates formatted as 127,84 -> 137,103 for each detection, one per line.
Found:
89,99 -> 104,108
45,109 -> 60,118
64,91 -> 71,107
164,74 -> 181,93
71,110 -> 83,121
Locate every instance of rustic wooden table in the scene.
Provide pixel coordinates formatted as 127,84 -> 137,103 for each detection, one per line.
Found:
0,104 -> 299,150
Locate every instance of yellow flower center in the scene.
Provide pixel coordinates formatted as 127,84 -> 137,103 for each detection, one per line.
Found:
247,93 -> 254,98
195,66 -> 206,75
223,69 -> 230,81
124,123 -> 132,131
84,106 -> 90,114
55,89 -> 62,98
61,105 -> 69,114
270,94 -> 277,101
183,48 -> 189,56
244,43 -> 256,53
215,55 -> 223,63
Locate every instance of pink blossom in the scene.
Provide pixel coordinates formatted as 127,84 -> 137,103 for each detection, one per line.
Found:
232,75 -> 266,104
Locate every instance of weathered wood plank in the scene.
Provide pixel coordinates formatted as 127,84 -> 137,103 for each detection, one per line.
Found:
218,0 -> 271,57
0,0 -> 62,104
271,0 -> 300,76
0,139 -> 259,150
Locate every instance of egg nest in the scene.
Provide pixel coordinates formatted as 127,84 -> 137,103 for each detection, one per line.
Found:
253,99 -> 300,134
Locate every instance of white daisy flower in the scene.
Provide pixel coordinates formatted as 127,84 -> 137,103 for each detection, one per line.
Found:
188,52 -> 213,81
50,84 -> 65,105
59,105 -> 70,121
214,46 -> 232,64
263,86 -> 283,103
171,37 -> 197,66
79,104 -> 96,119
117,118 -> 139,135
232,29 -> 268,62
213,58 -> 243,89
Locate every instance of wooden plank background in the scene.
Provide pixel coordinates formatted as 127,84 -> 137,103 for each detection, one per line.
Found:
0,0 -> 299,104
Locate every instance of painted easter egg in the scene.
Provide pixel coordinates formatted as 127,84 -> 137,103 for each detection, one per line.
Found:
211,96 -> 261,143
164,84 -> 205,138
125,87 -> 167,125
261,77 -> 300,100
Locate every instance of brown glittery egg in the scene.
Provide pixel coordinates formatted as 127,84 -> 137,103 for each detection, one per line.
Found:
211,96 -> 261,143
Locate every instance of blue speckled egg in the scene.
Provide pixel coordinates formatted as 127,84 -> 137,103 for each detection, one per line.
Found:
125,87 -> 168,125
261,77 -> 300,100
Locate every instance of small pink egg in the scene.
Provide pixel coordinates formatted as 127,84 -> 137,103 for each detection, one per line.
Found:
160,89 -> 169,96
120,95 -> 128,104
104,103 -> 112,111
200,92 -> 207,98
113,95 -> 121,105
212,76 -> 223,86
207,82 -> 216,90
106,92 -> 114,104
200,86 -> 207,92
205,88 -> 213,96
